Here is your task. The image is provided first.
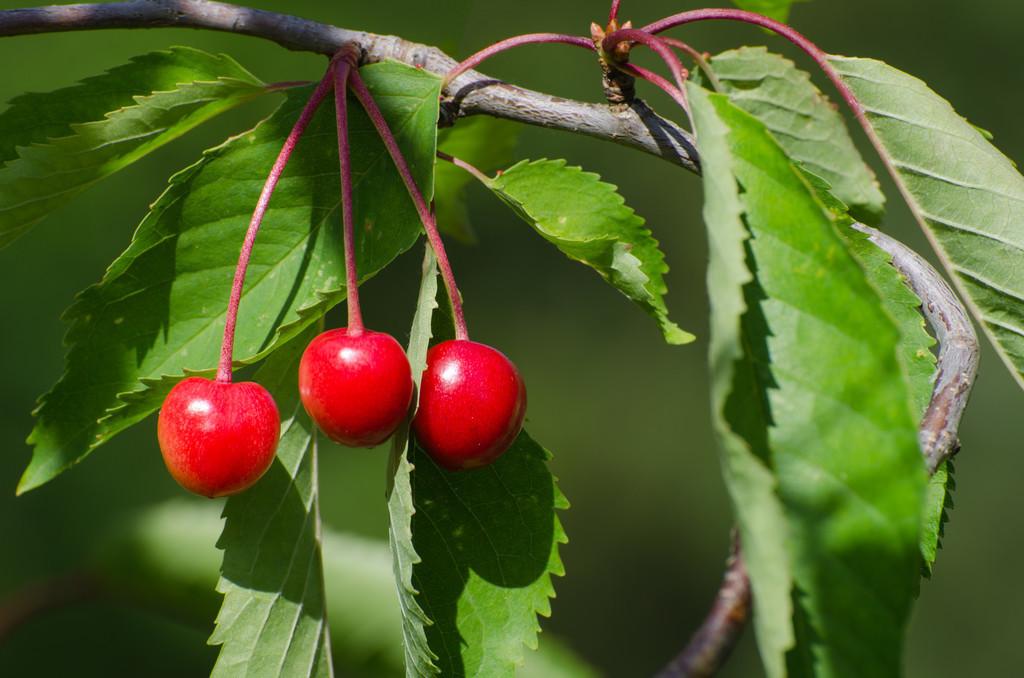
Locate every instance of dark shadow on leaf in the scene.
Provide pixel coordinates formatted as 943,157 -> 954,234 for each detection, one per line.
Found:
409,431 -> 558,677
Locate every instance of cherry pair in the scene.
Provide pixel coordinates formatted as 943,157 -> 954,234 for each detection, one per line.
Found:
299,330 -> 526,471
158,51 -> 525,498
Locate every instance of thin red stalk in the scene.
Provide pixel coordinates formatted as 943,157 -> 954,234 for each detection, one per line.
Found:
332,57 -> 363,335
638,11 -> 924,278
660,36 -> 720,91
615,61 -> 691,115
216,70 -> 333,383
602,28 -> 690,108
436,150 -> 491,186
640,10 -> 868,133
443,33 -> 595,88
348,69 -> 470,341
609,0 -> 622,23
265,79 -> 313,92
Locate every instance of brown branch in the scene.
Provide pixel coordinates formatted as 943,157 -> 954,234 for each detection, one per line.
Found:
657,227 -> 979,677
656,534 -> 749,678
853,223 -> 979,473
0,0 -> 698,172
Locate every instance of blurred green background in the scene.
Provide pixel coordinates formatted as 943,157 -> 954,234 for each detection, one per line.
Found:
1,0 -> 1022,675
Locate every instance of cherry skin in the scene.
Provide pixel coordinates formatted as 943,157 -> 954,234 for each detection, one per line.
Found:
413,339 -> 527,470
298,328 -> 414,447
157,377 -> 280,498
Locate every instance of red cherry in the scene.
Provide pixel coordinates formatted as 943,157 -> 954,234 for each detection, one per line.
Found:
413,339 -> 527,470
157,377 -> 280,498
298,328 -> 414,447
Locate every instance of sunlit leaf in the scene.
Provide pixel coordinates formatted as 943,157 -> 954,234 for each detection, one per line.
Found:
689,82 -> 926,675
488,159 -> 693,345
20,63 -> 441,493
210,326 -> 331,677
387,247 -> 442,676
707,47 -> 885,223
689,84 -> 794,678
0,47 -> 268,247
829,56 -> 1024,397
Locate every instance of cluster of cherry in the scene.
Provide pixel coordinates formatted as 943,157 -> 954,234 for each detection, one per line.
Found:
154,0 -> 829,498
156,49 -> 526,498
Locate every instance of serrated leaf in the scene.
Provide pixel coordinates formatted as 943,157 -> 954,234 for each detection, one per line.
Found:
689,84 -> 794,678
210,326 -> 332,678
689,83 -> 927,676
98,498 -> 596,676
488,159 -> 693,345
835,223 -> 950,575
410,432 -> 567,677
19,62 -> 441,493
388,246 -> 567,676
728,0 -> 808,22
387,246 -> 442,677
435,116 -> 519,242
828,56 -> 1024,396
0,47 -> 268,247
707,47 -> 885,223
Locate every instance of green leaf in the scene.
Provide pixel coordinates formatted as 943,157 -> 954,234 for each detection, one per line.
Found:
0,47 -> 268,247
388,246 -> 567,676
488,159 -> 693,345
837,226 -> 947,574
688,84 -> 794,678
728,0 -> 808,22
387,246 -> 442,677
689,83 -> 927,676
410,432 -> 567,677
920,460 -> 955,577
19,62 -> 441,493
828,56 -> 1024,395
706,47 -> 885,223
435,116 -> 519,242
210,326 -> 331,677
96,499 -> 596,676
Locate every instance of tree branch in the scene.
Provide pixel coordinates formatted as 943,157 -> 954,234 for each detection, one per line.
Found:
0,0 -> 699,172
656,534 -> 749,678
0,3 -> 981,675
853,223 -> 978,474
658,227 -> 980,677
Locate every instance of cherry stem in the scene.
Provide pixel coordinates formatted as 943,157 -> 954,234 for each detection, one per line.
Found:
609,0 -> 622,23
436,150 -> 491,185
265,80 -> 313,92
443,33 -> 595,88
640,10 -> 869,142
660,36 -> 720,91
332,55 -> 363,335
348,68 -> 470,341
602,28 -> 691,116
217,68 -> 334,384
615,61 -> 691,117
